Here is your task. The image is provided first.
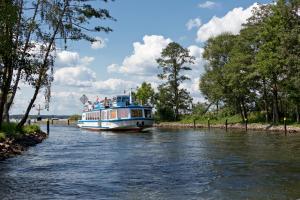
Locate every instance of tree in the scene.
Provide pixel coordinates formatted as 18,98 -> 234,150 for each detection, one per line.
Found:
200,33 -> 236,114
154,85 -> 175,121
136,82 -> 155,105
0,0 -> 115,128
157,42 -> 194,120
199,0 -> 300,124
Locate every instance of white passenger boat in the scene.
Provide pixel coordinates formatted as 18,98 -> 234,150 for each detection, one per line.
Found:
77,94 -> 154,131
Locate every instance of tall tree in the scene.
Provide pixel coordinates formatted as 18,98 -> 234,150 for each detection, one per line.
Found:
200,33 -> 236,114
157,42 -> 194,120
0,0 -> 115,128
136,82 -> 155,105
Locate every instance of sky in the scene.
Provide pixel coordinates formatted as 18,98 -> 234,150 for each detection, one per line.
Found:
12,0 -> 273,116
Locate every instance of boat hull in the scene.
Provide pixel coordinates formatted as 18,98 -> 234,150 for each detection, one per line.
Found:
77,118 -> 154,131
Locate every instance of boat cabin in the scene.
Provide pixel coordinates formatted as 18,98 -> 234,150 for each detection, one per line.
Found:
113,95 -> 130,107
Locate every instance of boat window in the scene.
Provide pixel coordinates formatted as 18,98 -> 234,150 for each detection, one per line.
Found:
144,109 -> 152,118
131,109 -> 143,118
110,110 -> 117,119
118,108 -> 128,118
101,110 -> 107,120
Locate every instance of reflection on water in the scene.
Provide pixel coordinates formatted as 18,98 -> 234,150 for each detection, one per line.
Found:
0,126 -> 300,199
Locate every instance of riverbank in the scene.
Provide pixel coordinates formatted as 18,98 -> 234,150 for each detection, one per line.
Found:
154,122 -> 300,133
0,125 -> 48,161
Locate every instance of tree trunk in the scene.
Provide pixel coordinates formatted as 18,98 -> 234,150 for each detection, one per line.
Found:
3,0 -> 40,123
173,59 -> 179,121
0,61 -> 14,127
3,103 -> 10,123
272,88 -> 279,124
17,79 -> 41,128
296,105 -> 299,123
17,1 -> 67,128
241,99 -> 247,121
263,78 -> 269,123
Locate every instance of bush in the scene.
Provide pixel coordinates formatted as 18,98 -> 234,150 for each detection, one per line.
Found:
154,106 -> 175,122
0,132 -> 6,141
0,123 -> 41,139
22,124 -> 40,135
0,122 -> 22,138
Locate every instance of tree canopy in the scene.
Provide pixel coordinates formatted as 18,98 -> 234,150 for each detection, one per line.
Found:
0,0 -> 115,128
199,0 -> 300,124
157,42 -> 194,121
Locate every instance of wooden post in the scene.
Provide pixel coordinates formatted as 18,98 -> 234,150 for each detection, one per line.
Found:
225,119 -> 228,132
47,120 -> 50,134
284,117 -> 287,135
68,119 -> 70,126
245,118 -> 248,132
51,119 -> 53,125
208,118 -> 210,130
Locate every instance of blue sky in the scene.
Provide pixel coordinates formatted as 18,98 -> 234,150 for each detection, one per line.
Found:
12,0 -> 273,115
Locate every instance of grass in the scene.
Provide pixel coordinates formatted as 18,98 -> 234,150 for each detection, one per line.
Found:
22,124 -> 40,135
0,132 -> 6,141
180,113 -> 243,125
180,111 -> 300,127
0,122 -> 41,140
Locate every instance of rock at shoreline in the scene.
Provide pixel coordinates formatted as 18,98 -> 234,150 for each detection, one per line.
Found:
0,131 -> 48,161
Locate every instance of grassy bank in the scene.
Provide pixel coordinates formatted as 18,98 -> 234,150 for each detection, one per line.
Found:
153,112 -> 300,133
180,112 -> 300,127
0,123 -> 47,161
0,122 -> 41,141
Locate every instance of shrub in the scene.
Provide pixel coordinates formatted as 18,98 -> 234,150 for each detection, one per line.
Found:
0,132 -> 6,141
22,124 -> 40,135
0,122 -> 22,138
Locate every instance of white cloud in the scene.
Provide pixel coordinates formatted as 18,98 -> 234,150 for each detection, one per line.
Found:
186,18 -> 202,30
107,64 -> 120,73
198,1 -> 218,9
188,45 -> 205,67
94,79 -> 137,94
107,35 -> 172,75
56,50 -> 94,67
54,66 -> 96,87
56,51 -> 80,66
91,37 -> 108,49
52,91 -> 83,114
196,3 -> 258,42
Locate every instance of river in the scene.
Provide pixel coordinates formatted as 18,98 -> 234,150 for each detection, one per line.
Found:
0,126 -> 300,199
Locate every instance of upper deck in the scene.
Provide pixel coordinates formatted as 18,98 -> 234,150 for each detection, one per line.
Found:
83,95 -> 152,112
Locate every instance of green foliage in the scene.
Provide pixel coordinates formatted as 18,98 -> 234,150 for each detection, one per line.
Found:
0,123 -> 40,139
136,82 -> 155,105
69,114 -> 81,121
0,132 -> 6,141
156,42 -> 194,120
0,0 -> 115,128
155,106 -> 175,122
181,111 -> 243,125
199,1 -> 300,124
22,125 -> 41,135
0,122 -> 22,139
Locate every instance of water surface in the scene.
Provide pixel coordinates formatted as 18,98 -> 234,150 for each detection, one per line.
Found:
0,126 -> 299,199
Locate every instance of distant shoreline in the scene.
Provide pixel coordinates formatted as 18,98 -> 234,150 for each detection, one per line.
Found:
154,122 -> 300,133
